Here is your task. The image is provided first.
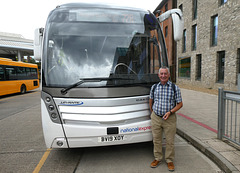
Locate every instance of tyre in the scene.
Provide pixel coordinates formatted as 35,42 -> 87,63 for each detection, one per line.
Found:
20,85 -> 26,94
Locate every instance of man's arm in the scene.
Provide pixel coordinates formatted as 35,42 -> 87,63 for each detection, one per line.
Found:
149,98 -> 153,113
162,101 -> 183,120
171,101 -> 183,113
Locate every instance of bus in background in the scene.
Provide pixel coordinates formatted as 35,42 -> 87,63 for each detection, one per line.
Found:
34,3 -> 183,148
0,58 -> 39,96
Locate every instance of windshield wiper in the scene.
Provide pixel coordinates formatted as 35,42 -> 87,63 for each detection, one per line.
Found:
61,77 -> 132,95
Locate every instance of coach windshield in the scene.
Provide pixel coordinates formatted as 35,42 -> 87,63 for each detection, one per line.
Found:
42,7 -> 166,88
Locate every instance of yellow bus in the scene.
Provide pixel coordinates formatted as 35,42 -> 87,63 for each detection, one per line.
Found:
0,58 -> 39,96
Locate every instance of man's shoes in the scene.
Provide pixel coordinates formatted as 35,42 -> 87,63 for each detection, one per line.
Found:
167,162 -> 175,171
150,160 -> 161,168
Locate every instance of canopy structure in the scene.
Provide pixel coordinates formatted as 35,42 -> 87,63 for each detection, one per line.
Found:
0,32 -> 33,61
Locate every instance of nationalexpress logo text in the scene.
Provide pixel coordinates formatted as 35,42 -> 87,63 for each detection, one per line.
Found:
120,126 -> 151,133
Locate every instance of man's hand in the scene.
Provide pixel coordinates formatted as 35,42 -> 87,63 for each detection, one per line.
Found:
162,111 -> 171,120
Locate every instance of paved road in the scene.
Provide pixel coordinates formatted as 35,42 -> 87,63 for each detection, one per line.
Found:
0,90 -> 40,120
0,90 -> 222,173
0,90 -> 46,172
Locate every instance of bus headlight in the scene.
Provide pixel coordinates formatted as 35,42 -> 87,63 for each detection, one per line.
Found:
48,105 -> 54,111
42,91 -> 62,124
46,97 -> 51,102
51,113 -> 58,120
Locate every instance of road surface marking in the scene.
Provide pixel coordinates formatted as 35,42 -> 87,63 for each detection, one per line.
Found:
177,113 -> 218,133
33,148 -> 52,173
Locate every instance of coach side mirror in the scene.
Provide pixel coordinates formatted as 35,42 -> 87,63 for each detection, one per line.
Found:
34,28 -> 44,61
158,9 -> 184,41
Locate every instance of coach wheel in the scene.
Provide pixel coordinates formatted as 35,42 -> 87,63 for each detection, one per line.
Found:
20,85 -> 26,94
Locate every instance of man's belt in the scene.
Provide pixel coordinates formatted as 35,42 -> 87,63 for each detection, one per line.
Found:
154,111 -> 164,117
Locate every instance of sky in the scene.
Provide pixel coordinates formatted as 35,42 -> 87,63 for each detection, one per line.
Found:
0,0 -> 161,40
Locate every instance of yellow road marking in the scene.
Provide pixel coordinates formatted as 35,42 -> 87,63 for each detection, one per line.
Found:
33,148 -> 52,173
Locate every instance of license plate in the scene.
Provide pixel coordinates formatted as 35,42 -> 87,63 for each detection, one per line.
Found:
98,135 -> 125,143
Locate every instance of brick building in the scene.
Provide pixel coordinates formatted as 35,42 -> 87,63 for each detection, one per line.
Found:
154,0 -> 177,82
176,0 -> 240,91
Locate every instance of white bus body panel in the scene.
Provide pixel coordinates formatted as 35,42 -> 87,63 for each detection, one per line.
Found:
63,120 -> 152,148
41,99 -> 66,148
52,95 -> 152,148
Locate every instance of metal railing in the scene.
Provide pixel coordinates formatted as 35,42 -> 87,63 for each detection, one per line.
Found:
218,88 -> 240,146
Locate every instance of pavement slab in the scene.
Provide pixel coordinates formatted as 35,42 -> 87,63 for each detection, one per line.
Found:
176,88 -> 240,173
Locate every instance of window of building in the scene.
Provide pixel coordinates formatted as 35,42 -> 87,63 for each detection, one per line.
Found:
196,54 -> 202,80
217,51 -> 225,83
192,25 -> 197,50
238,49 -> 240,74
193,0 -> 197,20
211,15 -> 218,46
236,49 -> 240,85
182,29 -> 186,52
178,57 -> 191,78
165,26 -> 168,37
165,3 -> 168,12
220,0 -> 227,5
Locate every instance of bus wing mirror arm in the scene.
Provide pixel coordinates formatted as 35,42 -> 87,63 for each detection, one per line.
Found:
157,9 -> 182,23
157,9 -> 184,41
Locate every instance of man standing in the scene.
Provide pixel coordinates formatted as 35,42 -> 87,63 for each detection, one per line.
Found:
149,67 -> 183,172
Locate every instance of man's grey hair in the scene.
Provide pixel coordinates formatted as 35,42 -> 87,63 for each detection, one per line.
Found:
159,66 -> 170,74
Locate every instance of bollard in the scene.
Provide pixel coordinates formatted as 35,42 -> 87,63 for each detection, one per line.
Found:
217,87 -> 223,140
